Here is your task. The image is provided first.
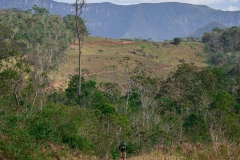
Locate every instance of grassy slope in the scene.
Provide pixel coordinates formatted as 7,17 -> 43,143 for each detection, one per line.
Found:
53,36 -> 207,88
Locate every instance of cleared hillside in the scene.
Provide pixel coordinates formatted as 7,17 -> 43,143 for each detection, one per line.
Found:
52,36 -> 207,88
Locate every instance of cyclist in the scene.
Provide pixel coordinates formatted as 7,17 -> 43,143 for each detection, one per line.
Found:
119,141 -> 127,159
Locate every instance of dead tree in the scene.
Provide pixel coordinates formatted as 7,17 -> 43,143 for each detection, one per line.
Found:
75,0 -> 86,96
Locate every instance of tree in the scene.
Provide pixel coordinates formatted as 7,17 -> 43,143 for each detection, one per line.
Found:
74,0 -> 86,96
63,14 -> 88,39
0,8 -> 76,111
160,63 -> 218,114
25,7 -> 73,111
130,60 -> 159,131
0,24 -> 32,107
173,38 -> 181,45
32,5 -> 50,15
119,56 -> 132,110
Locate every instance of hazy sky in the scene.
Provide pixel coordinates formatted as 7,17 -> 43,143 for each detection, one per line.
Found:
53,0 -> 240,11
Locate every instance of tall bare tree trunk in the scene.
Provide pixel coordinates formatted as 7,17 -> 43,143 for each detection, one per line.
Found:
75,0 -> 85,96
79,50 -> 81,96
77,30 -> 82,96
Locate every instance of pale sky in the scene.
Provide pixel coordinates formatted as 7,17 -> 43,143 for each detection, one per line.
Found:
53,0 -> 240,11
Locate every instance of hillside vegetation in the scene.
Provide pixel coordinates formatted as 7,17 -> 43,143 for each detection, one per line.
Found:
1,7 -> 240,160
54,36 -> 206,88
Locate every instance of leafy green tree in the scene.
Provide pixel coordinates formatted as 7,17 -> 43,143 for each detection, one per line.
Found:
0,23 -> 32,107
0,7 -> 77,111
32,5 -> 50,15
63,14 -> 88,39
160,63 -> 218,114
221,26 -> 240,52
98,82 -> 122,104
0,24 -> 14,60
183,113 -> 210,143
212,27 -> 222,32
130,60 -> 160,131
66,75 -> 104,108
202,26 -> 240,54
173,37 -> 181,45
0,66 -> 30,106
119,56 -> 133,110
202,31 -> 223,53
212,91 -> 236,112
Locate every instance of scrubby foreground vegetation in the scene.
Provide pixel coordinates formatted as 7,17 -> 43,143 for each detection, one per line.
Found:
1,7 -> 240,159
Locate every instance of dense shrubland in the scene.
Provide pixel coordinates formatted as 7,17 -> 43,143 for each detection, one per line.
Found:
1,7 -> 240,160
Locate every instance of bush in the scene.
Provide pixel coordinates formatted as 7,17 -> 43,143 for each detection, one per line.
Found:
29,119 -> 55,141
126,142 -> 142,155
0,129 -> 47,160
173,38 -> 181,45
183,114 -> 210,143
96,103 -> 116,116
111,149 -> 120,160
0,113 -> 54,160
62,135 -> 92,150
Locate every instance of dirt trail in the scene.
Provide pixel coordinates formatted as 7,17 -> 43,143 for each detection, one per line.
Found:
50,64 -> 172,89
126,152 -> 180,160
64,153 -> 180,160
70,40 -> 138,47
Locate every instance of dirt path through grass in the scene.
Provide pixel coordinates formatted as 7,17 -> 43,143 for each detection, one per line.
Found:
71,40 -> 138,46
125,154 -> 180,160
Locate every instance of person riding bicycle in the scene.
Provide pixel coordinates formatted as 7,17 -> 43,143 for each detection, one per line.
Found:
119,141 -> 127,158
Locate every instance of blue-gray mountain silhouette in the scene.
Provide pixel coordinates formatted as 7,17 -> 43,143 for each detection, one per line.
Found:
0,0 -> 240,41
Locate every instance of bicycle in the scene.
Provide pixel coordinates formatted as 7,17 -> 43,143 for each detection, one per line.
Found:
120,151 -> 126,160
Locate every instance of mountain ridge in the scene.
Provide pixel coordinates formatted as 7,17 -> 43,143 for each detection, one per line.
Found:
187,21 -> 228,38
0,0 -> 240,41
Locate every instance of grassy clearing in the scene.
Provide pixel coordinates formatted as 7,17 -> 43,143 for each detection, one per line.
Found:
53,37 -> 207,88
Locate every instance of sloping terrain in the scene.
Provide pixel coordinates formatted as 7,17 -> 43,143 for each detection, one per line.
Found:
187,21 -> 228,38
52,36 -> 207,88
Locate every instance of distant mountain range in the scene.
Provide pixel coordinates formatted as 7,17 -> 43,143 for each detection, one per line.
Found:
1,0 -> 240,41
186,21 -> 228,38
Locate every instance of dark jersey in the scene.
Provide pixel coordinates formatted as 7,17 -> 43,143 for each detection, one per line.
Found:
119,143 -> 127,152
